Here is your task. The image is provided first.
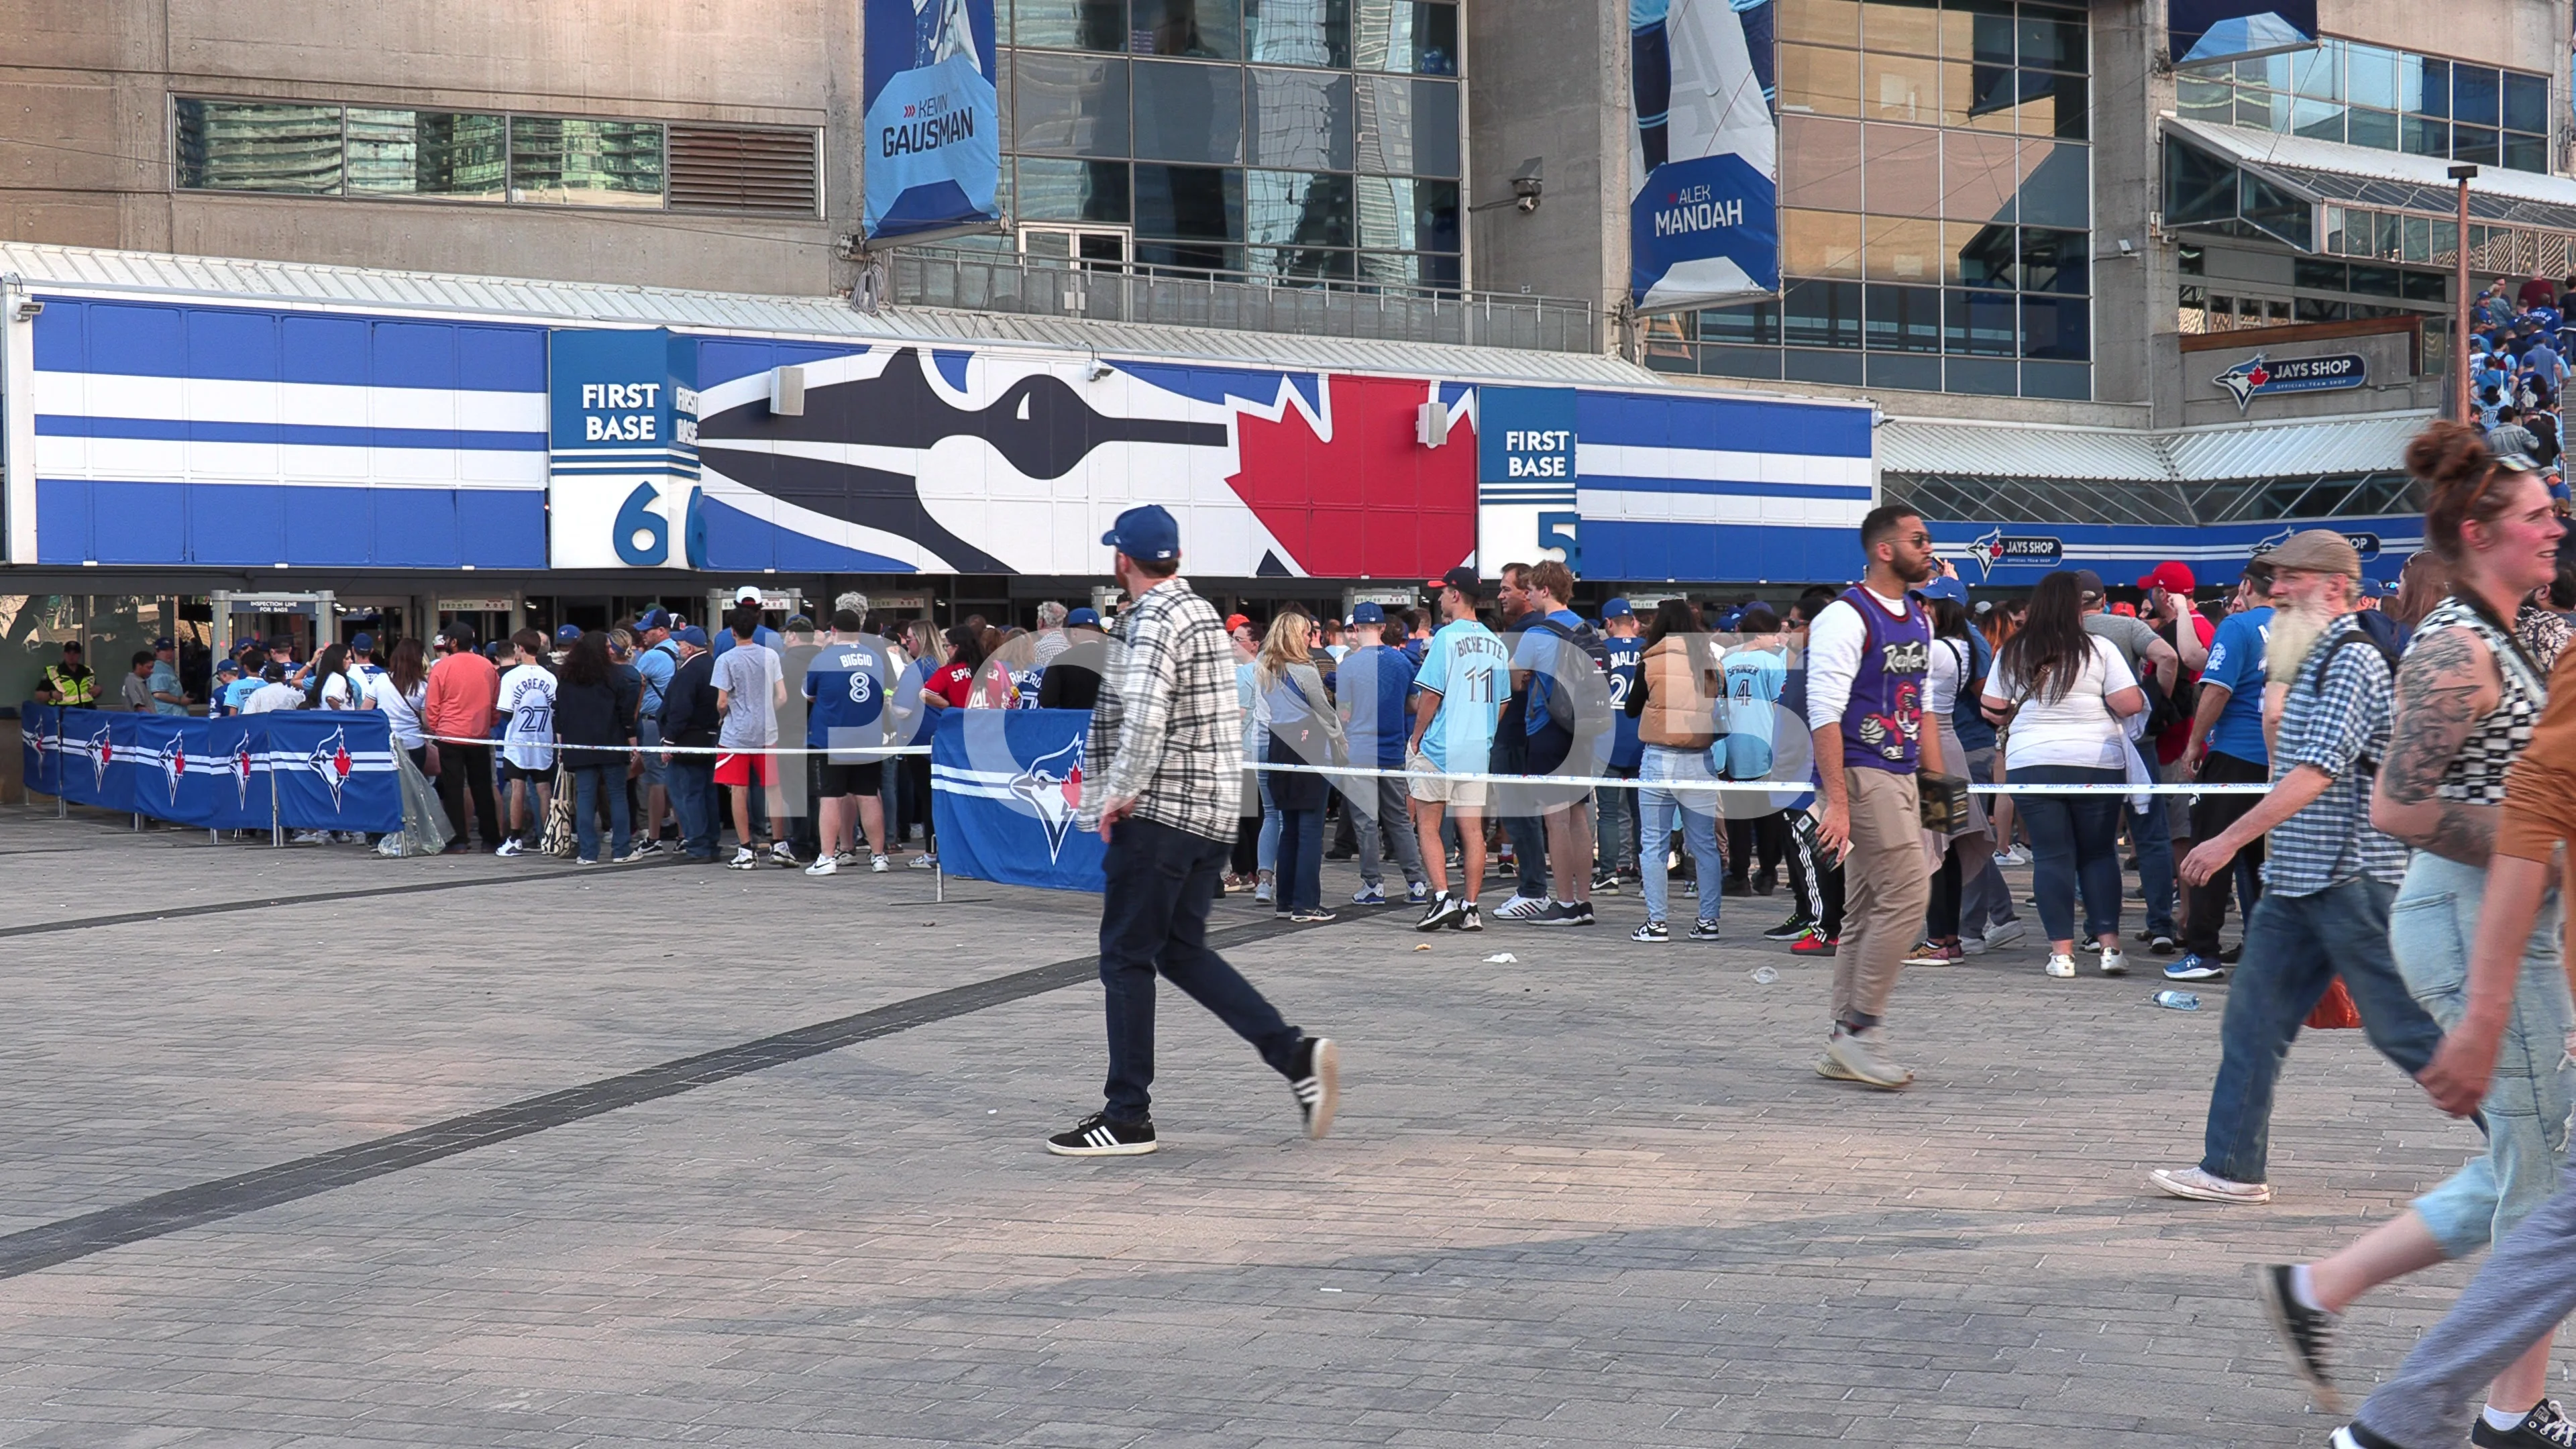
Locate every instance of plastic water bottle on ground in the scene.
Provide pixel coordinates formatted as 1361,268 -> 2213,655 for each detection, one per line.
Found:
2153,990 -> 2200,1011
1749,966 -> 1780,985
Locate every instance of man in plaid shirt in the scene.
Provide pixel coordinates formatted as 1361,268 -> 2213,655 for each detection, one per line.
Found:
2150,529 -> 2445,1207
1048,504 -> 1341,1158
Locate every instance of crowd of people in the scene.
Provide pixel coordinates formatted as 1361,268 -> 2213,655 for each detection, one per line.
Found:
2469,270 -> 2576,508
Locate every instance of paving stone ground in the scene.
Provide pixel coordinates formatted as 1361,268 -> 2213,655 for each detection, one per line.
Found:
0,804 -> 2547,1446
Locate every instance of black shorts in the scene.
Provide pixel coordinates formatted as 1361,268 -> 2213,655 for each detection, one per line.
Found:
1525,720 -> 1574,775
500,759 -> 550,784
819,761 -> 883,797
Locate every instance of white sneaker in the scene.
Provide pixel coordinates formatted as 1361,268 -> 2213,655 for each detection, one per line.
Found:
494,839 -> 525,857
1493,892 -> 1550,921
804,856 -> 839,877
727,847 -> 759,871
2149,1165 -> 2273,1205
1981,920 -> 2028,949
2045,953 -> 2076,977
833,849 -> 860,867
1821,1026 -> 1913,1089
2098,948 -> 2129,976
871,854 -> 891,873
908,853 -> 938,870
1994,846 -> 2029,867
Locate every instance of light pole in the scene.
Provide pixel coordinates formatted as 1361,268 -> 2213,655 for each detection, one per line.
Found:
2451,162 -> 2478,421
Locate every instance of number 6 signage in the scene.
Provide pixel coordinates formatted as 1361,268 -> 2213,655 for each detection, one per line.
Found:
547,328 -> 704,569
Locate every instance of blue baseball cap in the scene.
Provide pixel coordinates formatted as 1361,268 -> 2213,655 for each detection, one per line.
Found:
1100,503 -> 1180,562
348,631 -> 376,653
215,659 -> 240,676
636,608 -> 672,632
555,624 -> 583,644
1349,602 -> 1386,625
675,625 -> 709,648
1067,606 -> 1100,627
1917,576 -> 1968,604
1601,596 -> 1634,620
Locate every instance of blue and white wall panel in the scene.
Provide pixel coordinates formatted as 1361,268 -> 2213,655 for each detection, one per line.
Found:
27,298 -> 547,568
1572,391 -> 1876,584
1933,515 -> 2424,588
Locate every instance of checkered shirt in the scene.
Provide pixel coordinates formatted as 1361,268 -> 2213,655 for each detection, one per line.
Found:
2264,613 -> 2408,896
1079,578 -> 1244,842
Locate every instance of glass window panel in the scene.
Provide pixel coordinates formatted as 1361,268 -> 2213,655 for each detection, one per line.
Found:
1946,355 -> 2017,394
1865,215 -> 1943,282
1779,43 -> 1863,116
2453,65 -> 2501,127
1244,245 -> 1354,281
1699,298 -> 1783,346
2400,213 -> 2430,263
2294,256 -> 2347,292
2041,72 -> 2088,140
508,117 -> 662,206
2161,141 -> 2233,226
1352,74 -> 1409,172
2178,243 -> 2204,275
1784,348 -> 1865,385
345,109 -> 507,199
1403,78 -> 1458,176
2504,131 -> 2548,174
1941,128 -> 2017,223
1778,0 -> 1858,47
1782,209 -> 1864,278
1868,352 -> 1944,391
1352,249 -> 1458,288
1245,0 -> 1350,67
2402,268 -> 2447,302
2345,43 -> 2399,109
2347,105 -> 2399,150
2236,53 -> 2292,91
1866,284 -> 1942,351
1941,58 -> 2027,133
2318,204 -> 2346,254
2504,72 -> 2549,134
1351,1 -> 1455,74
1242,66 -> 1348,169
1132,0 -> 1240,57
1132,164 -> 1244,264
1780,114 -> 1862,211
172,99 -> 343,193
1016,156 -> 1132,221
2021,360 -> 2090,399
2238,167 -> 2308,248
1944,290 -> 2017,355
1953,221 -> 2015,288
2371,210 -> 2401,260
2019,227 -> 2087,294
1865,51 -> 1939,123
2235,89 -> 2289,131
1701,345 -> 1786,380
1860,0 -> 1939,58
2291,98 -> 2344,143
1015,0 -> 1129,51
2403,115 -> 2448,156
2453,125 -> 2500,167
2290,40 -> 2342,102
1939,0 -> 2014,67
1354,174 -> 1419,249
2017,11 -> 2083,70
2177,76 -> 2234,127
1783,279 -> 1864,349
1134,59 -> 1244,163
2019,294 -> 2087,360
1862,123 -> 1941,217
1014,52 -> 1133,155
2408,56 -> 2449,117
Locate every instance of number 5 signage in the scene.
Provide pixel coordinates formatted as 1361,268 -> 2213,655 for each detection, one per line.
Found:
547,328 -> 704,569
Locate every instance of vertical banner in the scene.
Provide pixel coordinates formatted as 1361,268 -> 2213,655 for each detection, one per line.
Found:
1475,388 -> 1580,578
21,703 -> 61,798
2166,0 -> 2319,68
547,329 -> 703,570
1629,0 -> 1780,313
863,0 -> 1004,244
928,708 -> 1107,893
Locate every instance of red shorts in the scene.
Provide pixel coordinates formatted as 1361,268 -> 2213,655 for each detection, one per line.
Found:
713,751 -> 778,788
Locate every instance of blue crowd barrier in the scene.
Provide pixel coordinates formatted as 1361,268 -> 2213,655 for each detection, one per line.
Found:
930,707 -> 1106,894
20,704 -> 405,833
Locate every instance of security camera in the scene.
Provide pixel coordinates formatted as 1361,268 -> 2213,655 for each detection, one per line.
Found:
1511,158 -> 1544,214
11,298 -> 41,323
1089,362 -> 1115,381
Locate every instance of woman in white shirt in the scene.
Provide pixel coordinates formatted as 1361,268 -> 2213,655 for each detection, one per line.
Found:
1982,570 -> 2144,979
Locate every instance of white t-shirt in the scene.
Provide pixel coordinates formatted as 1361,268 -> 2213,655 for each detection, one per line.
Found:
369,672 -> 427,749
1925,635 -> 1972,719
1985,636 -> 2138,771
496,663 -> 558,771
320,670 -> 362,710
241,681 -> 305,714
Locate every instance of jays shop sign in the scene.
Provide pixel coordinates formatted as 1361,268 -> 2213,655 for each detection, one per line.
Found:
2213,352 -> 2367,413
548,329 -> 705,570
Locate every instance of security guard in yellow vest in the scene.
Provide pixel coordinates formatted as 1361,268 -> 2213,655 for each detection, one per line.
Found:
34,641 -> 96,706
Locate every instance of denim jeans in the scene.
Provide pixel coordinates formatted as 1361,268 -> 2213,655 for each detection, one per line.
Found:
1638,745 -> 1723,926
1099,815 -> 1303,1124
2010,763 -> 2127,943
1960,747 -> 2018,933
568,761 -> 631,863
2125,736 -> 2177,936
666,758 -> 719,859
2392,853 -> 2573,1258
1275,806 -> 1324,914
2200,875 -> 2447,1185
1595,764 -> 1640,874
1353,774 -> 1426,892
1256,775 -> 1282,875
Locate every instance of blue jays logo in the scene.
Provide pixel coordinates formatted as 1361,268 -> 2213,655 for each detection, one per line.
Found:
1007,734 -> 1086,862
2215,355 -> 2272,413
305,727 -> 355,812
233,740 -> 256,809
1962,527 -> 2063,579
88,724 -> 113,792
162,741 -> 187,800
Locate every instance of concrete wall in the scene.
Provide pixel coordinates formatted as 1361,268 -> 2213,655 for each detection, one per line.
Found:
1461,0 -> 1626,325
0,0 -> 853,294
2324,0 -> 2565,71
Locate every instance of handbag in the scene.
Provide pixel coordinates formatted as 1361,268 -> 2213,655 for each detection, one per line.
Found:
1917,770 -> 1971,835
539,763 -> 579,858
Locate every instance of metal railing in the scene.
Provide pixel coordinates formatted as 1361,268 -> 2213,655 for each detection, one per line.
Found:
885,248 -> 1600,353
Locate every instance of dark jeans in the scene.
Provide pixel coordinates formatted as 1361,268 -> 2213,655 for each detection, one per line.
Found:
434,741 -> 501,848
2185,750 -> 2269,957
1099,816 -> 1303,1124
1726,810 -> 1788,880
2012,763 -> 2127,943
666,758 -> 719,859
1275,806 -> 1324,914
2200,875 -> 2446,1185
2125,736 -> 2177,935
1927,845 -> 1964,939
568,761 -> 631,863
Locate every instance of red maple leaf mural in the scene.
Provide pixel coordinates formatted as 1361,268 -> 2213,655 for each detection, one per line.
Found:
1225,376 -> 1477,579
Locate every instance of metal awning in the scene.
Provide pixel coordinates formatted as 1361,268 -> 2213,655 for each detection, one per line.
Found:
2164,118 -> 2576,235
1880,410 -> 2435,484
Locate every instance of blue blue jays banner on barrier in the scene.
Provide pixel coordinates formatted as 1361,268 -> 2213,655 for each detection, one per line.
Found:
863,0 -> 1002,244
21,706 -> 398,831
1629,0 -> 1780,312
929,707 -> 1106,894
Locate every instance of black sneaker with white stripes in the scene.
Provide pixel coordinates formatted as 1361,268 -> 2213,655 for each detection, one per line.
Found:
1289,1036 -> 1340,1140
2473,1398 -> 2576,1448
1044,1112 -> 1159,1157
2254,1263 -> 2340,1413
